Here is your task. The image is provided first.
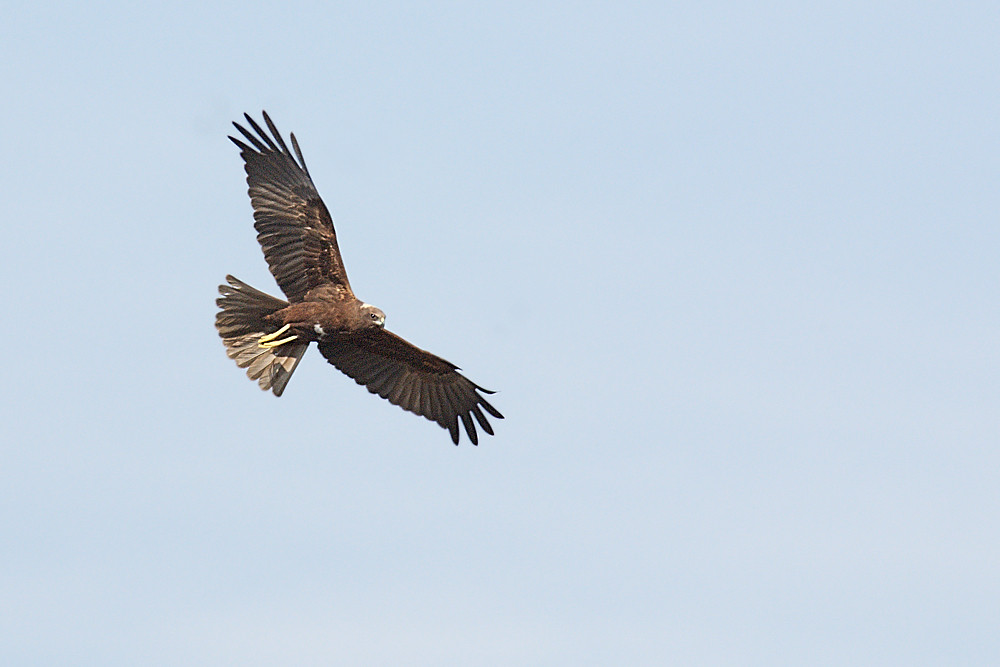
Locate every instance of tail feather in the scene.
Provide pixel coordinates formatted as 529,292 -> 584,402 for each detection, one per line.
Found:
216,275 -> 307,396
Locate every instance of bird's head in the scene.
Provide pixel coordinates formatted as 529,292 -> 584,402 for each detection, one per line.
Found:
360,303 -> 386,329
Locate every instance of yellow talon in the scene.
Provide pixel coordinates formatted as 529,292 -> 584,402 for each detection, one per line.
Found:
260,324 -> 291,343
259,335 -> 298,348
259,324 -> 298,348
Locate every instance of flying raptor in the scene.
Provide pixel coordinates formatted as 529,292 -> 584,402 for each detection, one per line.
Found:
215,112 -> 502,445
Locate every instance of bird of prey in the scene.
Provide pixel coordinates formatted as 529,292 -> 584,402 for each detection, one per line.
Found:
215,112 -> 502,445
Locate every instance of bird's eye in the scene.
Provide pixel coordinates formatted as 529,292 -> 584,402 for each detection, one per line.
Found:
370,313 -> 377,320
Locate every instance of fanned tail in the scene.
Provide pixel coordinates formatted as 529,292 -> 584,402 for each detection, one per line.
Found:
215,275 -> 307,396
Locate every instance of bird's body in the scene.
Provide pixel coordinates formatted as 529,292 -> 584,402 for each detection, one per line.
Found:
216,112 -> 501,444
268,289 -> 379,341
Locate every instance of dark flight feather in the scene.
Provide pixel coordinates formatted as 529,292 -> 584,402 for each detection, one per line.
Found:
229,111 -> 352,301
318,330 -> 502,445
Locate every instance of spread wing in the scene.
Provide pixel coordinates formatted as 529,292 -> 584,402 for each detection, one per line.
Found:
229,112 -> 351,302
318,329 -> 503,445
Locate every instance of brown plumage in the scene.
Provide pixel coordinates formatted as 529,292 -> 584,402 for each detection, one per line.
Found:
216,112 -> 502,445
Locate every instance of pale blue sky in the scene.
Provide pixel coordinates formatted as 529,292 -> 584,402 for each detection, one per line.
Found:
2,1 -> 999,664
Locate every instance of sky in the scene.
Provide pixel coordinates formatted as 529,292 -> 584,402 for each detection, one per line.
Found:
2,1 -> 999,664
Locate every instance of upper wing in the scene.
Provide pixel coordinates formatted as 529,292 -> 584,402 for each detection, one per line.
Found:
318,329 -> 503,445
229,112 -> 352,302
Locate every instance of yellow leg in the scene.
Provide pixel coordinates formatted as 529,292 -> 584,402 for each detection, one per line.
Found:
258,324 -> 298,348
